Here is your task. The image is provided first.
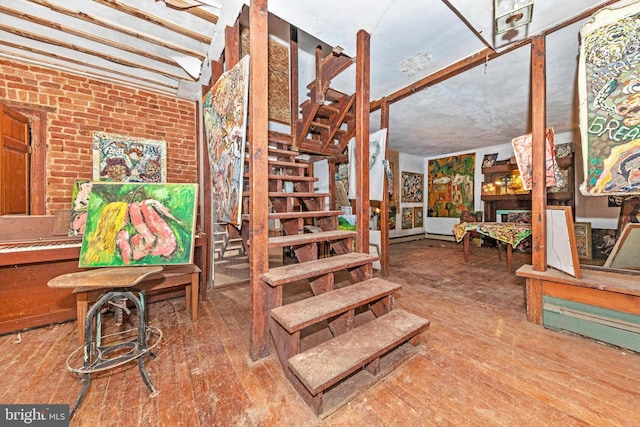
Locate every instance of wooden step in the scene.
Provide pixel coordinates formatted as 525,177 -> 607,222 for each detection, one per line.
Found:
271,278 -> 401,333
270,210 -> 342,219
267,229 -> 355,249
243,191 -> 330,199
268,130 -> 293,146
287,309 -> 429,411
261,252 -> 377,287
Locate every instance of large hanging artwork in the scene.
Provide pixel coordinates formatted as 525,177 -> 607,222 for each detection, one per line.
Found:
92,132 -> 166,183
427,154 -> 474,217
78,183 -> 198,267
401,172 -> 424,203
347,129 -> 388,201
202,55 -> 250,225
511,128 -> 559,190
578,2 -> 640,195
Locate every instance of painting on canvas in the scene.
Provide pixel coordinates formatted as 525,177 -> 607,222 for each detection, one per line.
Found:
202,55 -> 250,226
578,2 -> 640,195
511,128 -> 558,191
78,183 -> 198,268
68,180 -> 92,236
92,132 -> 166,183
427,153 -> 474,217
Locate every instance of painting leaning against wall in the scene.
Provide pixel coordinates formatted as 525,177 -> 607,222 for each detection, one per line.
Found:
78,183 -> 198,268
427,153 -> 475,217
202,55 -> 250,226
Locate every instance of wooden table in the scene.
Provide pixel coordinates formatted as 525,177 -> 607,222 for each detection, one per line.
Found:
453,222 -> 532,273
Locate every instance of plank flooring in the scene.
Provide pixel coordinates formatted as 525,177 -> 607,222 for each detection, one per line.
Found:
1,239 -> 640,426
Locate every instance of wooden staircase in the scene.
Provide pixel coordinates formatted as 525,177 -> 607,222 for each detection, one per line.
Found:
244,131 -> 430,416
293,47 -> 357,156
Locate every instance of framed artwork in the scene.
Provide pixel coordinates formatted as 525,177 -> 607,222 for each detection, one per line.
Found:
402,207 -> 414,230
92,132 -> 166,183
401,171 -> 424,203
482,153 -> 498,168
511,128 -> 558,191
547,168 -> 570,193
555,143 -> 572,159
79,182 -> 198,268
608,195 -> 624,207
604,223 -> 640,269
202,55 -> 250,225
591,228 -> 618,260
546,206 -> 581,278
414,207 -> 424,228
496,209 -> 530,223
617,196 -> 640,237
68,180 -> 92,236
427,153 -> 475,217
578,2 -> 640,195
389,206 -> 397,230
574,222 -> 592,260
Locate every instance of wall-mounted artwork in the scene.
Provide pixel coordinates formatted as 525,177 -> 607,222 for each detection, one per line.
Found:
578,2 -> 640,195
202,55 -> 250,225
604,223 -> 640,269
389,206 -> 397,230
427,153 -> 474,217
92,132 -> 167,183
482,153 -> 498,168
414,207 -> 423,228
402,172 -> 424,203
79,183 -> 198,268
511,128 -> 558,191
388,149 -> 400,207
574,222 -> 592,260
402,207 -> 413,230
68,180 -> 92,236
591,228 -> 618,260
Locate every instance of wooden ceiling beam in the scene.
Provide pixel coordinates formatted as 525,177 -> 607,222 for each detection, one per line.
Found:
0,4 -> 188,68
371,0 -> 622,112
0,24 -> 190,81
28,0 -> 205,60
92,0 -> 212,44
161,0 -> 219,24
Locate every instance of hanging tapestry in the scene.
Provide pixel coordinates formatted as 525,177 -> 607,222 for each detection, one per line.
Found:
511,127 -> 559,191
578,2 -> 640,195
92,132 -> 166,183
427,153 -> 474,217
78,182 -> 198,267
202,55 -> 250,225
347,129 -> 388,201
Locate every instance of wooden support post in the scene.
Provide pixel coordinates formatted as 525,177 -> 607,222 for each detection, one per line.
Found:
225,24 -> 240,68
380,98 -> 390,276
531,35 -> 547,272
355,30 -> 371,254
249,0 -> 270,360
289,25 -> 299,139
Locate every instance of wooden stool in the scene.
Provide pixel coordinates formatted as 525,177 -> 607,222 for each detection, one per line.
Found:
48,266 -> 164,418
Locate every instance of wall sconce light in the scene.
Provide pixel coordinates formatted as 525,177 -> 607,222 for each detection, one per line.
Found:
495,0 -> 534,34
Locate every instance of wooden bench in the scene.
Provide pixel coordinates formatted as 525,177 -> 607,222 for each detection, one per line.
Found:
287,309 -> 430,415
71,264 -> 201,344
270,278 -> 401,370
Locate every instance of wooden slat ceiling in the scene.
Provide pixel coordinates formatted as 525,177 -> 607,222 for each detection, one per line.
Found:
0,0 -> 222,98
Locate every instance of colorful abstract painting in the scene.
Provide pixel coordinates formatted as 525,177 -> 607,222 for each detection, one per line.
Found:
578,2 -> 640,195
402,207 -> 414,229
427,154 -> 474,218
68,179 -> 92,236
202,55 -> 250,225
401,172 -> 424,203
79,183 -> 197,267
92,132 -> 166,183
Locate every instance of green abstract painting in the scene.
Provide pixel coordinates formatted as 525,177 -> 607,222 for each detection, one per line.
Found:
79,183 -> 198,267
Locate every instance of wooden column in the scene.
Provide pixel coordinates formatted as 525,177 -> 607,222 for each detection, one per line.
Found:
249,0 -> 270,360
225,24 -> 240,68
355,30 -> 371,253
380,98 -> 390,276
531,35 -> 547,272
289,25 -> 299,138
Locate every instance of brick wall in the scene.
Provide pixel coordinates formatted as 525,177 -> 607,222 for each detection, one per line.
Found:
0,59 -> 198,215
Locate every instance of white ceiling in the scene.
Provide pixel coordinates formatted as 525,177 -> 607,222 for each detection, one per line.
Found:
0,0 -> 627,157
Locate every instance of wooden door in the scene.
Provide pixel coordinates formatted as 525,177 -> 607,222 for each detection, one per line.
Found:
0,104 -> 31,215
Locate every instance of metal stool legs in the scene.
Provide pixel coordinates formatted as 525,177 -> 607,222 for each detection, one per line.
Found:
66,289 -> 162,418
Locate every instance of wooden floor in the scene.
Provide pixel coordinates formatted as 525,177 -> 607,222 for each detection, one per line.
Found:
2,239 -> 640,426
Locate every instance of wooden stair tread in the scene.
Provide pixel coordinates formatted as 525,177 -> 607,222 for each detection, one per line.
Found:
267,160 -> 309,168
270,210 -> 342,219
268,130 -> 293,145
271,278 -> 402,333
243,174 -> 318,182
288,309 -> 429,395
269,192 -> 330,198
268,229 -> 355,248
261,252 -> 377,287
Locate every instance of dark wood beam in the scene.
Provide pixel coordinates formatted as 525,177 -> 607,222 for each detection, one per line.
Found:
355,30 -> 371,254
225,23 -> 240,68
249,0 -> 270,360
530,35 -> 547,272
380,98 -> 390,276
289,25 -> 299,137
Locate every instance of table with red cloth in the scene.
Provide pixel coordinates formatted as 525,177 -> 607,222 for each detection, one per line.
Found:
453,222 -> 532,273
